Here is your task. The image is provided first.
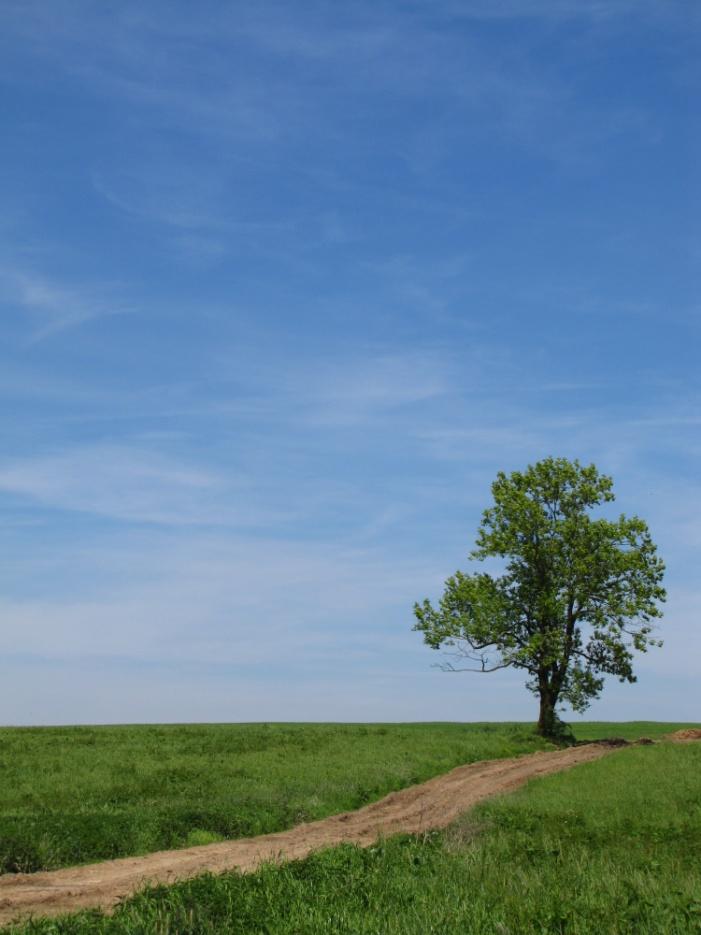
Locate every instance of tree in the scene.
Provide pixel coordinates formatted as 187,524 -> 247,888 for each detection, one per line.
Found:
413,457 -> 665,738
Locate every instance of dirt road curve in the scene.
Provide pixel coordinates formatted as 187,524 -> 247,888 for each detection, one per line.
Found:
0,743 -> 613,925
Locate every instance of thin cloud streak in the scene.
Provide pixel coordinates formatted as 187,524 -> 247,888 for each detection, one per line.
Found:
0,267 -> 132,342
0,445 -> 234,527
0,1 -> 664,174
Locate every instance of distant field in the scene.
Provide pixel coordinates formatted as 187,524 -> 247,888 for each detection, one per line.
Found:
0,721 -> 694,875
567,721 -> 691,742
6,735 -> 700,934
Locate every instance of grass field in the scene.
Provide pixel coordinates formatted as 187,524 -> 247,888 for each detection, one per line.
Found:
5,734 -> 700,934
0,721 -> 557,874
0,721 -> 691,877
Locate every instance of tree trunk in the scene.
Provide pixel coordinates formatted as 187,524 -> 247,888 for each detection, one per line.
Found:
537,690 -> 558,737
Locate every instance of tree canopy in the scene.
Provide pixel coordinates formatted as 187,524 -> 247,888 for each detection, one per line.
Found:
413,457 -> 666,737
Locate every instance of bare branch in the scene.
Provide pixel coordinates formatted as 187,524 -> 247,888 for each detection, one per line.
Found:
438,659 -> 514,673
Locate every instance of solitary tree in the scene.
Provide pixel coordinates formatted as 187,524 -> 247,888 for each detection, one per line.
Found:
413,458 -> 665,737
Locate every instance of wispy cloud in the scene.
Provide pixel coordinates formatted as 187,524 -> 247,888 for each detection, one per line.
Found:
206,346 -> 456,428
0,445 -> 231,526
299,352 -> 451,426
432,0 -> 695,27
91,168 -> 225,231
0,531 -> 439,667
90,166 -> 296,265
0,267 -> 131,342
0,0 -> 665,177
0,361 -> 94,402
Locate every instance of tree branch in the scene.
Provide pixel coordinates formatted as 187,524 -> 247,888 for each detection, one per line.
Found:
439,659 -> 514,673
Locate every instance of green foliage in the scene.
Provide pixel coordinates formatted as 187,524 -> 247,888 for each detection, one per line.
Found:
0,722 -> 550,874
414,458 -> 666,733
9,740 -> 701,934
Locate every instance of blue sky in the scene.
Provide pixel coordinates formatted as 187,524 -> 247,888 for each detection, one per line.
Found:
0,0 -> 698,725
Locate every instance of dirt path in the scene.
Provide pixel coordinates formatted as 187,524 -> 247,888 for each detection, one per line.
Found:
0,743 -> 613,926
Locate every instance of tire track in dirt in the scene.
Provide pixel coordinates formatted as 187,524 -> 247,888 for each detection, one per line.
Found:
0,743 -> 614,925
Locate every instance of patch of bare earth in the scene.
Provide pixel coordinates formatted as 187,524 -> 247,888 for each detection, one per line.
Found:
668,728 -> 701,742
0,744 -> 614,926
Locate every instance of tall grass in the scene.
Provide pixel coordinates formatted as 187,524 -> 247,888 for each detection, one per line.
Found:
9,740 -> 700,934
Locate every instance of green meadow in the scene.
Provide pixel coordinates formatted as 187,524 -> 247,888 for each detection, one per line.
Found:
5,733 -> 700,934
0,722 -> 555,874
0,721 -> 689,877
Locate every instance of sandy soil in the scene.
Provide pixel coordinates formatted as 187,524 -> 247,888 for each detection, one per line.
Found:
669,728 -> 701,742
0,743 -> 614,925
